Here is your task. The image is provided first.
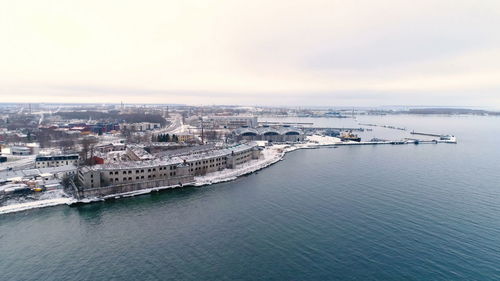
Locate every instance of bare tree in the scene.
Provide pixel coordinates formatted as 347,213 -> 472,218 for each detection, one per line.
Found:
37,129 -> 52,148
205,130 -> 219,141
59,139 -> 75,153
80,137 -> 98,165
61,174 -> 77,195
121,128 -> 133,143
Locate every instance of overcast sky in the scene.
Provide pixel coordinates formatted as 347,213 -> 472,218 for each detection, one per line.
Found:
1,0 -> 499,107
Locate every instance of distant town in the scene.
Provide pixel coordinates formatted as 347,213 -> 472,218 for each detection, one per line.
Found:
0,103 -> 472,212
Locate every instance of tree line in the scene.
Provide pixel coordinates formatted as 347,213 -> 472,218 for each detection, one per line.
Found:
56,111 -> 168,127
153,133 -> 179,142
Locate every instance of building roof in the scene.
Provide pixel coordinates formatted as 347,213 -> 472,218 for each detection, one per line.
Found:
81,143 -> 257,172
0,165 -> 77,181
234,126 -> 303,136
10,146 -> 31,150
234,128 -> 259,135
35,154 -> 79,161
127,146 -> 154,160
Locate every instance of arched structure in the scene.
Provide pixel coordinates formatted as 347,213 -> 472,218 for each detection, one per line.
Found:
233,126 -> 305,143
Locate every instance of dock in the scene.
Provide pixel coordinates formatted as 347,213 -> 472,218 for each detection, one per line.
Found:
303,127 -> 365,131
331,140 -> 448,146
258,122 -> 364,132
410,131 -> 442,137
259,122 -> 314,126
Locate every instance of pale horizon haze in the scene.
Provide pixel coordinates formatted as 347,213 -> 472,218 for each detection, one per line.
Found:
1,0 -> 500,108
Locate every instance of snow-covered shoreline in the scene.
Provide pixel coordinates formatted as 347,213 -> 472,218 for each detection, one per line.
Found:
0,136 -> 342,215
0,190 -> 73,215
0,197 -> 73,215
193,144 -> 286,186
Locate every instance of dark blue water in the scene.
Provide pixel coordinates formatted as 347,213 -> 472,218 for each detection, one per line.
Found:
1,115 -> 500,281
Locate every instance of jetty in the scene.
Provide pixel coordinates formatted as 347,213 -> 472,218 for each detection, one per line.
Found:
410,131 -> 442,137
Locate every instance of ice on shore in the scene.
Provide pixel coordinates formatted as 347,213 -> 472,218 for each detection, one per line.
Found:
0,190 -> 72,215
194,146 -> 286,186
305,135 -> 341,145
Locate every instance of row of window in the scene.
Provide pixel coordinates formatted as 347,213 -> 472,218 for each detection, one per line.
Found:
236,155 -> 250,161
36,160 -> 76,167
235,152 -> 252,161
109,172 -> 177,184
190,161 -> 228,172
108,166 -> 177,176
191,158 -> 223,166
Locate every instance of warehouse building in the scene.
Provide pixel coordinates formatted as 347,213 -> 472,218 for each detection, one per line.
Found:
233,126 -> 305,143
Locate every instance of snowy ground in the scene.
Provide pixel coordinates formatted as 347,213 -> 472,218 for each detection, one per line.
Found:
0,190 -> 72,215
194,145 -> 286,186
0,155 -> 36,172
305,135 -> 342,145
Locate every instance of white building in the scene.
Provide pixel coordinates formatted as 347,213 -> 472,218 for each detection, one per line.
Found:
233,126 -> 305,143
9,146 -> 32,155
203,116 -> 258,128
95,143 -> 126,153
120,122 -> 161,131
35,154 -> 79,168
0,165 -> 77,183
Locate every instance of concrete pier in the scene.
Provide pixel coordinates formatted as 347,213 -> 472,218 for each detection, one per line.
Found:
410,131 -> 442,137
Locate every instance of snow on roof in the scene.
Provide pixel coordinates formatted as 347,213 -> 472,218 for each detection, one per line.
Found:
10,146 -> 31,150
127,146 -> 153,160
234,128 -> 258,135
234,126 -> 303,136
154,144 -> 216,158
0,165 -> 77,181
83,143 -> 257,172
0,183 -> 28,192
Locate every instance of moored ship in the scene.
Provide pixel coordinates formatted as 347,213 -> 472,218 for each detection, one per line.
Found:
340,131 -> 361,142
